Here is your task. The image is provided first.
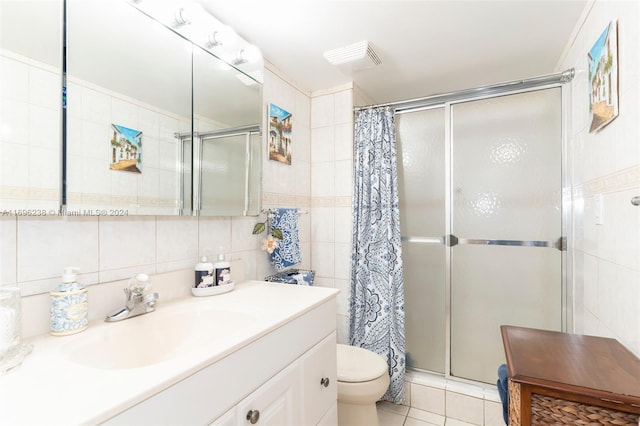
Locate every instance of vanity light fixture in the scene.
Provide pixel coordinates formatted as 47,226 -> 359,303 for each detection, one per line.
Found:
128,0 -> 263,77
206,31 -> 222,48
172,8 -> 189,27
233,45 -> 261,66
205,25 -> 236,49
233,49 -> 248,65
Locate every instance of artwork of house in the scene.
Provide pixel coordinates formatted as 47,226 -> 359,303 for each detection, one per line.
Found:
268,103 -> 292,165
588,20 -> 618,133
110,124 -> 142,173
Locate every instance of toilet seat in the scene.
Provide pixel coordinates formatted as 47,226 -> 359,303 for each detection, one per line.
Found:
337,344 -> 388,383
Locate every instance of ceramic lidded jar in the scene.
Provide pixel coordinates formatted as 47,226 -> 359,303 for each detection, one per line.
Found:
50,267 -> 88,336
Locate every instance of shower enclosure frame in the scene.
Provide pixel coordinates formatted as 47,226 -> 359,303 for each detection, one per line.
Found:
379,69 -> 575,383
176,124 -> 261,216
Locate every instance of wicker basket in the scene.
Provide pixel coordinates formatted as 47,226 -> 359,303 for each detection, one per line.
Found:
531,394 -> 639,425
509,379 -> 522,426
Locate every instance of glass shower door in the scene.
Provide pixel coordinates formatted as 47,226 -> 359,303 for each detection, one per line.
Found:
449,88 -> 563,383
397,107 -> 446,373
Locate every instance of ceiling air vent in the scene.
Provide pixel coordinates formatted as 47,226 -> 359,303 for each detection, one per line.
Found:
323,41 -> 382,71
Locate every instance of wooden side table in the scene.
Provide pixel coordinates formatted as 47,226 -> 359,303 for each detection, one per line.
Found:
501,325 -> 640,425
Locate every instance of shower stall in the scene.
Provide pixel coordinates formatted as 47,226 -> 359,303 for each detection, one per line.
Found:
395,72 -> 572,384
179,125 -> 261,216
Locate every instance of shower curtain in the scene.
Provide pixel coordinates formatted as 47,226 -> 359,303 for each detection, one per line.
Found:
349,106 -> 405,403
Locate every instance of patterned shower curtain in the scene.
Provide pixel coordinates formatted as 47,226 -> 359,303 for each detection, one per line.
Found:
349,106 -> 405,404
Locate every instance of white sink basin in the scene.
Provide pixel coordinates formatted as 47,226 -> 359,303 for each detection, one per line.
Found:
64,308 -> 256,369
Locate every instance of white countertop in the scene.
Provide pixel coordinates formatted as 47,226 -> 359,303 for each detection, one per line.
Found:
0,281 -> 339,425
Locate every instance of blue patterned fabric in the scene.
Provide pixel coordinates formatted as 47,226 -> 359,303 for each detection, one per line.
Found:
265,269 -> 315,286
350,106 -> 405,404
269,208 -> 302,271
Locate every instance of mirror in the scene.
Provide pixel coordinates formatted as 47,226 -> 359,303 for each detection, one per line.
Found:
66,0 -> 263,216
0,0 -> 63,212
192,46 -> 262,216
1,0 -> 262,216
66,0 -> 192,215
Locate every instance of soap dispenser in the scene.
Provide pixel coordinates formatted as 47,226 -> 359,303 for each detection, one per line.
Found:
50,267 -> 88,336
213,253 -> 232,286
194,255 -> 214,289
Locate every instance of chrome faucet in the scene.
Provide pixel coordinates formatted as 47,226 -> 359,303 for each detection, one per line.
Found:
105,274 -> 159,322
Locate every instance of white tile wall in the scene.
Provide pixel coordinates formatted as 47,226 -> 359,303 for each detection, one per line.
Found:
3,213 -> 275,336
402,371 -> 507,426
66,75 -> 188,214
17,217 -> 99,283
560,0 -> 640,356
308,86 -> 354,346
0,52 -> 60,210
258,65 -> 314,281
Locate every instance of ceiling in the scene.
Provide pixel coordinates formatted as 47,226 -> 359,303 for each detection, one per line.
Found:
198,0 -> 589,105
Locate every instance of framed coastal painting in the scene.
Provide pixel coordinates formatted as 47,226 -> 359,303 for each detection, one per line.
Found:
268,103 -> 292,165
588,20 -> 618,133
110,124 -> 142,173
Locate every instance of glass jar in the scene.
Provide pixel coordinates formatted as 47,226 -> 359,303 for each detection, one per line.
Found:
0,286 -> 32,374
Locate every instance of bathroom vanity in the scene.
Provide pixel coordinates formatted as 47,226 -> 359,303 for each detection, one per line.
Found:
0,281 -> 339,425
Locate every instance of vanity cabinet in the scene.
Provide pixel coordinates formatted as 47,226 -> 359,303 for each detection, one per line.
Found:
210,332 -> 337,426
232,361 -> 300,425
299,333 -> 338,425
106,297 -> 337,425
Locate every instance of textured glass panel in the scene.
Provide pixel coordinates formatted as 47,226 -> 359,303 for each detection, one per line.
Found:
397,108 -> 446,238
450,88 -> 563,384
450,245 -> 561,383
403,242 -> 445,372
451,90 -> 562,240
200,135 -> 247,215
396,108 -> 446,373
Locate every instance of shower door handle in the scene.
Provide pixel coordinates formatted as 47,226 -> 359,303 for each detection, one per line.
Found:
403,235 -> 565,250
451,235 -> 566,251
401,236 -> 444,244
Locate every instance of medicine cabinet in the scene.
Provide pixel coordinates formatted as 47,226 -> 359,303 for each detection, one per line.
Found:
0,0 -> 263,216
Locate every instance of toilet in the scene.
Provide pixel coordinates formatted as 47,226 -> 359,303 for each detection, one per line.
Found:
336,344 -> 390,426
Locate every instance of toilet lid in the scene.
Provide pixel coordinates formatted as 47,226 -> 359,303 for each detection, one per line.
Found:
337,344 -> 388,383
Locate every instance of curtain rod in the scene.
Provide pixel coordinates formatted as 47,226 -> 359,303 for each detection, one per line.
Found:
354,68 -> 575,113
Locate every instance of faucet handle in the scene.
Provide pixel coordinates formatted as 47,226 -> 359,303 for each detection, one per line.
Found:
128,273 -> 150,296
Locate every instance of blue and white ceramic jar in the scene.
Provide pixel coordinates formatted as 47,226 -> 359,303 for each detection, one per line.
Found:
50,267 -> 88,336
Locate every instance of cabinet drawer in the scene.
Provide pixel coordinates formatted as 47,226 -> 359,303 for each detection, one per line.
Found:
316,402 -> 338,426
299,332 -> 337,426
235,362 -> 301,426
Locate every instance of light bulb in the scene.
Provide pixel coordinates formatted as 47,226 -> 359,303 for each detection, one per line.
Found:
242,45 -> 262,63
172,3 -> 206,28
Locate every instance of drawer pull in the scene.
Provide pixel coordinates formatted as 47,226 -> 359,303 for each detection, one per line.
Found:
246,409 -> 260,424
320,377 -> 330,388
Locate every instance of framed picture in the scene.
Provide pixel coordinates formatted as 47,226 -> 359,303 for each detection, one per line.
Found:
588,20 -> 618,133
110,124 -> 142,173
268,103 -> 292,165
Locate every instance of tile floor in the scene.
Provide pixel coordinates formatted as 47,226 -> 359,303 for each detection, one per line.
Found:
377,401 -> 486,426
